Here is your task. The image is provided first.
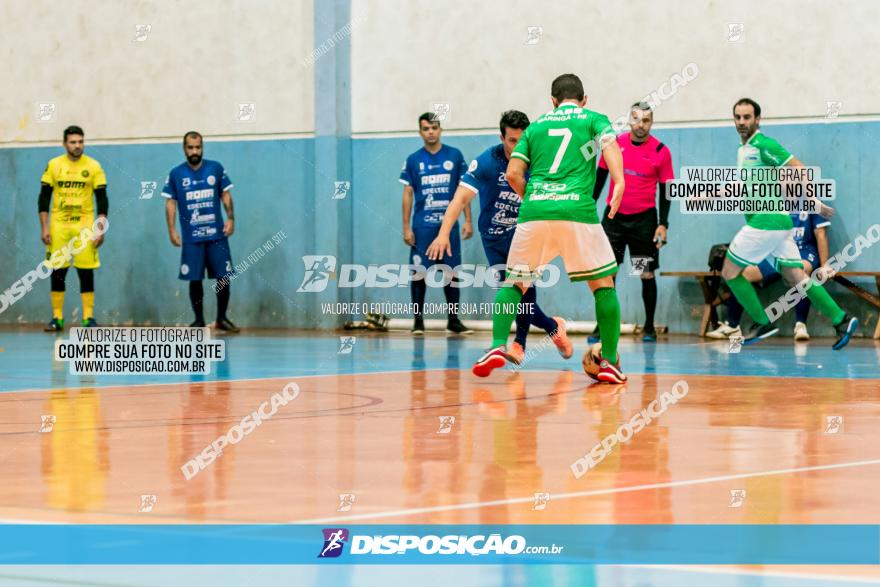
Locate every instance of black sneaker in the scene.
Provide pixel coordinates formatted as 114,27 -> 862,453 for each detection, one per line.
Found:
411,318 -> 425,336
832,314 -> 858,350
216,317 -> 240,332
446,317 -> 473,335
642,326 -> 657,343
44,318 -> 64,332
190,319 -> 206,327
743,322 -> 779,345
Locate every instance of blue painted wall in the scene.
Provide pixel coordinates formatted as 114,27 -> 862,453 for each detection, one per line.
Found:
349,121 -> 879,336
1,120 -> 877,334
0,139 -> 315,327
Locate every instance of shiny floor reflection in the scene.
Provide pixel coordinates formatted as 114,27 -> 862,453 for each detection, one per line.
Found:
0,329 -> 878,585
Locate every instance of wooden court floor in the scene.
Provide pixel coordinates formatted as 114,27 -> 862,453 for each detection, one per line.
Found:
1,364 -> 878,525
0,330 -> 879,583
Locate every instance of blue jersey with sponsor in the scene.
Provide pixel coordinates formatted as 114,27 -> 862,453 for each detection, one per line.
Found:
162,160 -> 233,243
399,144 -> 466,230
791,211 -> 829,251
460,144 -> 523,241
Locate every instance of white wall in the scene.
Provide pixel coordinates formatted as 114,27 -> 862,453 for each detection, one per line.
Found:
1,0 -> 314,143
351,0 -> 879,133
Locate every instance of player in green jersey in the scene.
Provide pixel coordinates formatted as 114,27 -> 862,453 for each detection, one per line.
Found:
472,74 -> 628,383
723,98 -> 857,349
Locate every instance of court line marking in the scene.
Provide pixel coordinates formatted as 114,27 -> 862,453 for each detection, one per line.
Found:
0,368 -> 453,396
634,565 -> 880,584
0,518 -> 57,525
1,366 -> 874,397
0,574 -> 137,587
290,457 -> 880,524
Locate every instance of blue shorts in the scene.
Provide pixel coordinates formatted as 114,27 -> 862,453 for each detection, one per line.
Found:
179,238 -> 234,281
800,246 -> 819,268
482,235 -> 513,283
756,259 -> 781,285
759,245 -> 819,281
411,226 -> 461,268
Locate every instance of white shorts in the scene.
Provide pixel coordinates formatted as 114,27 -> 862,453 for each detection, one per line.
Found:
506,220 -> 617,282
727,225 -> 802,269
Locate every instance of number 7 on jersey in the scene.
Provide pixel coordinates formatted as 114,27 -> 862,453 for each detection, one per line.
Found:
548,128 -> 572,174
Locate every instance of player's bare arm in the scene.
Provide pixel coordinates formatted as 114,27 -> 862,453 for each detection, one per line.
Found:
815,223 -> 833,278
401,184 -> 415,246
506,158 -> 528,198
784,156 -> 834,219
221,189 -> 235,237
461,195 -> 474,240
165,198 -> 181,247
601,138 -> 626,219
427,184 -> 476,260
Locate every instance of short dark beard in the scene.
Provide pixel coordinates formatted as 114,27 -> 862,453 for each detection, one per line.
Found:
187,154 -> 202,166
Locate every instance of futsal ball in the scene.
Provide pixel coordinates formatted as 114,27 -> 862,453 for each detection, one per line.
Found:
581,342 -> 620,381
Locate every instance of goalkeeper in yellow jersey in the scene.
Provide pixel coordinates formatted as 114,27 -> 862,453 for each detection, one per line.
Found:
38,125 -> 108,330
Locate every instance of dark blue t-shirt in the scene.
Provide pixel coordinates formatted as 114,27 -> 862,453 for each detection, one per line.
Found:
460,144 -> 524,241
162,160 -> 233,243
399,145 -> 466,230
791,211 -> 829,251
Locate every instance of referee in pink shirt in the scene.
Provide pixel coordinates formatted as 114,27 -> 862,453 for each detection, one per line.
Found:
593,102 -> 674,342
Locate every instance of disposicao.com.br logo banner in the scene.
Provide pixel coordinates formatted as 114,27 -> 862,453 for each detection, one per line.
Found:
317,528 -> 563,559
2,525 -> 878,564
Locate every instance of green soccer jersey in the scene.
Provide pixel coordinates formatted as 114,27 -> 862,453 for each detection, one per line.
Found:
511,103 -> 614,224
736,131 -> 795,230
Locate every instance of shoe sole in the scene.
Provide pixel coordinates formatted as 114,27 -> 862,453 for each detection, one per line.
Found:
743,327 -> 779,345
554,345 -> 573,359
411,330 -> 424,336
794,334 -> 810,341
446,329 -> 474,335
549,319 -> 573,359
642,335 -> 657,343
832,318 -> 858,350
505,345 -> 525,366
551,336 -> 573,359
707,327 -> 742,339
472,354 -> 506,378
597,371 -> 627,384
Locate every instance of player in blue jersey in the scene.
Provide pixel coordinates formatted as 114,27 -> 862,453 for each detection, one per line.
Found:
709,210 -> 832,341
401,112 -> 473,335
163,131 -> 239,331
426,110 -> 573,364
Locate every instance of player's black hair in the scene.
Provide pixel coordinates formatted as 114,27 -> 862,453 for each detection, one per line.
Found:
183,130 -> 203,146
418,112 -> 441,127
551,74 -> 585,102
63,125 -> 84,141
631,101 -> 653,112
733,98 -> 761,118
499,110 -> 530,137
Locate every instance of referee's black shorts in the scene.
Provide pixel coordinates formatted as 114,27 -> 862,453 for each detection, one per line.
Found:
601,207 -> 660,273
